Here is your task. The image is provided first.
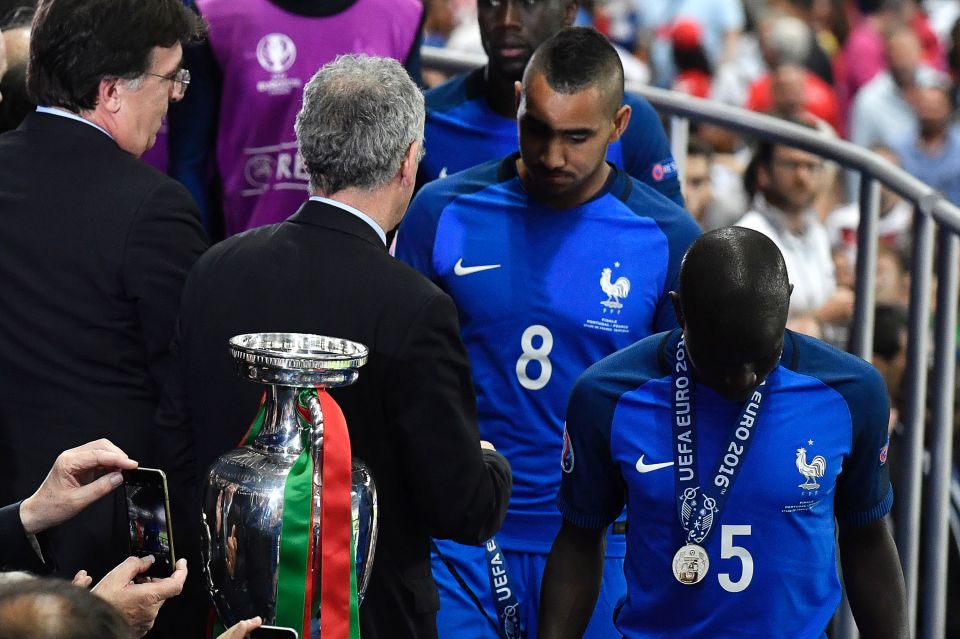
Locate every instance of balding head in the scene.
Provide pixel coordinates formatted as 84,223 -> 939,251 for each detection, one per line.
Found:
0,578 -> 131,639
671,227 -> 792,400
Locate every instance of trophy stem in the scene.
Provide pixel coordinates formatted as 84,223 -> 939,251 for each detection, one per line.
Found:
254,385 -> 307,457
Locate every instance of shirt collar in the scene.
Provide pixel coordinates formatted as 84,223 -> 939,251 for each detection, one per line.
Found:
35,106 -> 113,140
752,193 -> 816,237
308,196 -> 387,245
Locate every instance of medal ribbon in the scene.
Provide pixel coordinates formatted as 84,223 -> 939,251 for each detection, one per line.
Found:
671,338 -> 767,545
211,390 -> 360,638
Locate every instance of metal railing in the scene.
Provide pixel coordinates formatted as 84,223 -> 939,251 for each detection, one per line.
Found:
422,45 -> 960,639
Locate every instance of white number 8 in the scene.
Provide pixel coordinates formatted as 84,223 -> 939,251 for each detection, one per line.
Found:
516,325 -> 553,390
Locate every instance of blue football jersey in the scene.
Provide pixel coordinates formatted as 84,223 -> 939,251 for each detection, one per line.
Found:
420,68 -> 684,207
397,156 -> 700,554
559,329 -> 893,638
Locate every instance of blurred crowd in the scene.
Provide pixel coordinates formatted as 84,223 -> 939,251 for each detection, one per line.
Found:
1,0 -> 959,637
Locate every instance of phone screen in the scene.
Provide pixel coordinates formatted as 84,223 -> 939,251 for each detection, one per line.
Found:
250,626 -> 299,639
122,468 -> 175,578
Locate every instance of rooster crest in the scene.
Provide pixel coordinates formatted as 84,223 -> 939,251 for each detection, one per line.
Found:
600,267 -> 631,309
795,447 -> 826,490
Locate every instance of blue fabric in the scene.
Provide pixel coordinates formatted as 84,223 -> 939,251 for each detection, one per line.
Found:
419,68 -> 684,206
431,540 -> 626,639
560,329 -> 893,638
398,156 -> 699,555
891,125 -> 960,206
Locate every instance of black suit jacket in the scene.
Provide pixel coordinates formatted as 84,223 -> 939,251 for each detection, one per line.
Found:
0,501 -> 49,573
0,112 -> 208,581
157,200 -> 511,638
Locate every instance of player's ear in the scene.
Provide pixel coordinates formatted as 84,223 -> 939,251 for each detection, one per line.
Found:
610,104 -> 631,142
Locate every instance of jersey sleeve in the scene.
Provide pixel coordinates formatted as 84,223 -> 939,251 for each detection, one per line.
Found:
620,93 -> 684,208
557,366 -> 627,530
833,361 -> 894,526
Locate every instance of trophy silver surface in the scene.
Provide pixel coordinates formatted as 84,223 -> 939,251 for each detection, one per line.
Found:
201,333 -> 377,632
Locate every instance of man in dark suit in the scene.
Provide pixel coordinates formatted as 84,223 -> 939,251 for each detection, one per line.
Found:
0,0 -> 208,584
156,54 -> 512,638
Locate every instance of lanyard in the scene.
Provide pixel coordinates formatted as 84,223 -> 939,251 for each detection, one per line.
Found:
670,338 -> 767,545
484,537 -> 523,639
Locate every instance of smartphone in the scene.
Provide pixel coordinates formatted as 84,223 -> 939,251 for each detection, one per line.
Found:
250,626 -> 299,638
122,468 -> 175,578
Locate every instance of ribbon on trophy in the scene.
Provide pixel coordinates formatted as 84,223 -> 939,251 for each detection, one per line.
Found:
213,389 -> 360,638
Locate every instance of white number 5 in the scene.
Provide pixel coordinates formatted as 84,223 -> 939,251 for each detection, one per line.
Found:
718,525 -> 753,593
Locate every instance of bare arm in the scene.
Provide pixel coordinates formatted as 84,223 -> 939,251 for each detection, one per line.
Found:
838,517 -> 908,639
539,520 -> 606,639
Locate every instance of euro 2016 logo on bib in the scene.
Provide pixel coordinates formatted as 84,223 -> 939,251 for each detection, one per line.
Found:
257,33 -> 297,74
561,427 -> 574,473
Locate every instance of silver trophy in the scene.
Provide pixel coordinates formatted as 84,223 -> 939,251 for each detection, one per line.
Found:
201,333 -> 377,633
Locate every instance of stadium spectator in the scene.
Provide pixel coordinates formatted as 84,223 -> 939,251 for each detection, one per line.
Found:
683,136 -> 714,226
168,0 -> 424,238
736,137 -> 853,338
849,27 -> 941,149
825,145 -> 912,268
398,27 -> 700,639
891,81 -> 960,205
540,227 -> 908,639
634,0 -> 745,88
838,0 -> 912,118
417,0 -> 683,208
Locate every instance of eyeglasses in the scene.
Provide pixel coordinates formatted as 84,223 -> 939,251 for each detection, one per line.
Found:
772,157 -> 823,173
144,68 -> 191,100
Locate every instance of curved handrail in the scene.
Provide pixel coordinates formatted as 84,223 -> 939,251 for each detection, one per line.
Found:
421,45 -> 960,233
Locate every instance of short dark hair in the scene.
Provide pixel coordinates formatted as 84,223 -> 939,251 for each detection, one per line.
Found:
524,26 -> 624,115
27,0 -> 205,111
0,578 -> 132,639
687,135 -> 713,160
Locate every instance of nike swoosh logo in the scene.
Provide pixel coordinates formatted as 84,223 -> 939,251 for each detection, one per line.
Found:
454,258 -> 501,276
635,455 -> 674,474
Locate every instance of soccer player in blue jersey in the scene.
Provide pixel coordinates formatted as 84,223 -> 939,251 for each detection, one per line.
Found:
541,227 -> 908,639
397,26 -> 701,639
419,0 -> 684,207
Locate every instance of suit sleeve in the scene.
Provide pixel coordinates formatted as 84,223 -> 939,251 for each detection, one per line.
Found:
387,290 -> 511,544
621,93 -> 684,207
122,180 -> 208,395
0,502 -> 51,573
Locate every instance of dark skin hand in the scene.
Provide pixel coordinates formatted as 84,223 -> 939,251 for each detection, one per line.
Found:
839,516 -> 909,639
538,520 -> 606,639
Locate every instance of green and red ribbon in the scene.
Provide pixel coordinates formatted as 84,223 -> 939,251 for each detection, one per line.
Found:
213,389 -> 360,638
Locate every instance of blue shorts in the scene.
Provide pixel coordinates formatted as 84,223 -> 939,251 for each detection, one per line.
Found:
431,538 -> 625,639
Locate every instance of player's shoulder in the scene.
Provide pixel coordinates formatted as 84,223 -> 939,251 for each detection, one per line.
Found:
622,90 -> 661,125
572,330 -> 675,408
412,156 -> 511,211
615,170 -> 699,235
782,330 -> 887,406
425,68 -> 483,115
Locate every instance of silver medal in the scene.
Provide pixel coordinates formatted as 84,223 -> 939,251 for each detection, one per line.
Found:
672,543 -> 709,585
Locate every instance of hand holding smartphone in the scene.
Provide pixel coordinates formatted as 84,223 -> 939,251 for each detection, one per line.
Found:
122,468 -> 176,579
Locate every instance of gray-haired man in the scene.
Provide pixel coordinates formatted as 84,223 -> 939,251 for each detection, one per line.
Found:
157,54 -> 512,638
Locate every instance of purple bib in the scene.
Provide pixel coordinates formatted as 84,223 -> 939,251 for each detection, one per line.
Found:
198,0 -> 422,236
